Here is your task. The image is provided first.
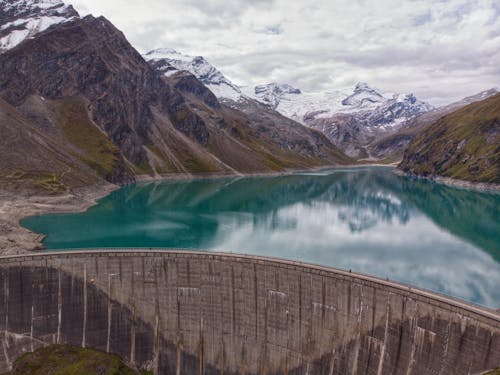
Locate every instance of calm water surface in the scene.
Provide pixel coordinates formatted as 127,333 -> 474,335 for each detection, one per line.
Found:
22,167 -> 500,308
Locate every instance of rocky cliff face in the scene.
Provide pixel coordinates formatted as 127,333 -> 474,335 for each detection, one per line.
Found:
399,93 -> 500,184
0,6 -> 350,193
0,15 -> 169,179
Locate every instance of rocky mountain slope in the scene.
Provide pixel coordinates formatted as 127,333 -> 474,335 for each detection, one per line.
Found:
0,0 -> 78,51
371,88 -> 500,162
399,93 -> 500,184
0,3 -> 350,193
0,96 -> 107,194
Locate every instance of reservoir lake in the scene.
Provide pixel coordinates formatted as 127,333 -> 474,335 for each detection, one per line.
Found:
21,167 -> 500,308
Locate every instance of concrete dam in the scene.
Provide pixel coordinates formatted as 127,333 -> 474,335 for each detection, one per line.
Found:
0,250 -> 498,374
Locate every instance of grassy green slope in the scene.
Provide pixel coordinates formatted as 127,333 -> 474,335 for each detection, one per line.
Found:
2,345 -> 151,375
55,97 -> 133,181
399,93 -> 500,183
0,98 -> 102,194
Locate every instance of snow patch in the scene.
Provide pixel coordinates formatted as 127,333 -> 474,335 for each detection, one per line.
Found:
0,0 -> 78,52
144,48 -> 244,102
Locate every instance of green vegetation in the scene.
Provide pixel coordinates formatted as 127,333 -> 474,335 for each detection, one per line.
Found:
172,140 -> 220,173
181,156 -> 219,172
57,97 -> 123,180
34,172 -> 67,194
484,370 -> 500,375
2,345 -> 152,375
0,171 -> 67,195
143,145 -> 175,174
0,98 -> 102,194
400,93 -> 500,183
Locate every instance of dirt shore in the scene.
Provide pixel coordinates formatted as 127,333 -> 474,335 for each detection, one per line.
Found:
0,182 -> 118,255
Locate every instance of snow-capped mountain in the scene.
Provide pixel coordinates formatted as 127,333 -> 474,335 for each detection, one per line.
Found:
243,82 -> 433,157
341,82 -> 386,108
355,91 -> 433,128
144,48 -> 434,158
144,48 -> 243,101
244,81 -> 432,129
144,48 -> 431,131
0,0 -> 78,52
252,83 -> 301,109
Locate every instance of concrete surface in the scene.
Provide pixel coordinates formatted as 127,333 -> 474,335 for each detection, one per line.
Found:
0,250 -> 498,374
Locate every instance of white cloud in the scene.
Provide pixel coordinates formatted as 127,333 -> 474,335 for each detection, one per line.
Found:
70,0 -> 500,105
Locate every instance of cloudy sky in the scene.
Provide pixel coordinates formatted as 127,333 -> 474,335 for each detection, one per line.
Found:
70,0 -> 499,105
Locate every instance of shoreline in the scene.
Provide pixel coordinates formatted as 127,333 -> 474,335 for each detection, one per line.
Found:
2,164 -> 357,255
2,163 -> 392,254
0,182 -> 118,255
134,163 -> 395,184
394,169 -> 500,193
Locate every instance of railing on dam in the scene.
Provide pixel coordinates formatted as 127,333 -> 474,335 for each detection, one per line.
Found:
0,249 -> 499,374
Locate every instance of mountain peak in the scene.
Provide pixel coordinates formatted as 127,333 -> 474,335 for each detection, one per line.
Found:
252,82 -> 302,109
254,82 -> 301,95
143,48 -> 198,64
0,0 -> 78,52
144,48 -> 243,101
342,82 -> 385,107
354,82 -> 371,90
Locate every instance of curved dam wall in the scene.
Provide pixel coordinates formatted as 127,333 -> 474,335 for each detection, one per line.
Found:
0,250 -> 498,374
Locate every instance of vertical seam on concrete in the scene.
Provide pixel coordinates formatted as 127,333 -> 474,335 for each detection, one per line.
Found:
351,284 -> 363,375
30,290 -> 34,352
231,265 -> 236,336
438,319 -> 451,375
406,301 -> 420,375
153,315 -> 159,375
106,272 -> 113,353
376,292 -> 390,375
254,263 -> 258,340
176,344 -> 181,375
82,263 -> 87,348
130,304 -> 136,366
200,316 -> 204,375
153,259 -> 160,375
2,269 -> 9,370
57,265 -> 62,345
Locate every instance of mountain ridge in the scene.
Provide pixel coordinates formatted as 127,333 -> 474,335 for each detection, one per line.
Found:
143,48 -> 435,158
0,5 -> 351,193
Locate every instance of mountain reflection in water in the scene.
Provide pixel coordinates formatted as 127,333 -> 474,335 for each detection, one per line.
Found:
22,167 -> 500,308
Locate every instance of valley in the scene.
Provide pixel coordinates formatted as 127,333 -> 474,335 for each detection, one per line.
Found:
0,1 -> 499,374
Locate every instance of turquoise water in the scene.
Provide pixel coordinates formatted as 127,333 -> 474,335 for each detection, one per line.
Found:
22,167 -> 500,308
